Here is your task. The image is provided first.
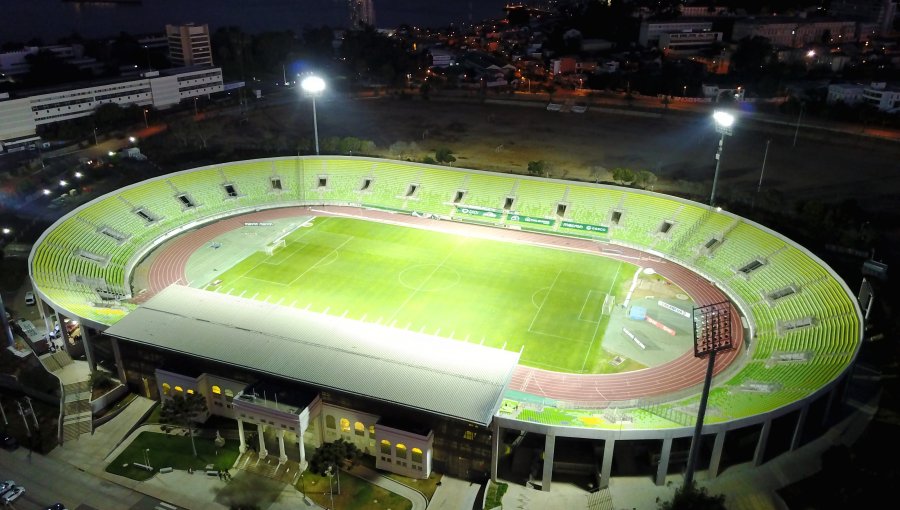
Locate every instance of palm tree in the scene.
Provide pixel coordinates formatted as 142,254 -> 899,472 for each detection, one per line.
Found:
159,393 -> 208,457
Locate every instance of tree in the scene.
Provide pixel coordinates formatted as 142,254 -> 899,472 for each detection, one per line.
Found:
634,169 -> 658,189
611,167 -> 635,185
435,147 -> 456,166
657,481 -> 726,510
527,160 -> 548,177
308,439 -> 361,476
159,392 -> 208,457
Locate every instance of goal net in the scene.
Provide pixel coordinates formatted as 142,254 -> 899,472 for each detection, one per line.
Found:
602,294 -> 615,315
264,239 -> 286,256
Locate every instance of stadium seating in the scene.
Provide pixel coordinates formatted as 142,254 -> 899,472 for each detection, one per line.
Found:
29,156 -> 861,429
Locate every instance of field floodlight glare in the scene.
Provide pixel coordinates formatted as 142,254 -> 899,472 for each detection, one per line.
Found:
713,110 -> 735,128
710,110 -> 736,206
300,75 -> 326,155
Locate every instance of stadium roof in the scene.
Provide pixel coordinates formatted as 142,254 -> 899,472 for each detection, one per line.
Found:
105,285 -> 520,426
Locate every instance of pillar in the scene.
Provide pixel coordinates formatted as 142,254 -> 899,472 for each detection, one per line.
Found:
258,424 -> 268,458
655,437 -> 673,486
791,406 -> 809,451
299,429 -> 307,467
541,432 -> 555,492
110,337 -> 127,385
823,385 -> 838,427
237,419 -> 247,453
490,420 -> 501,482
599,438 -> 615,489
278,429 -> 288,463
708,431 -> 726,479
753,419 -> 772,467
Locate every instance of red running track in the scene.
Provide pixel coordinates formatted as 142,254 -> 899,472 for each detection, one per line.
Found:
143,206 -> 743,408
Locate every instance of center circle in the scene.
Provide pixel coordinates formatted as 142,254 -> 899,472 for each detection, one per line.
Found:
398,264 -> 461,292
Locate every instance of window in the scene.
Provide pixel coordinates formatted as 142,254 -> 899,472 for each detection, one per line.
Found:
411,447 -> 423,463
369,425 -> 376,438
768,286 -> 797,302
464,430 -> 476,440
659,220 -> 674,234
340,418 -> 350,433
610,210 -> 623,225
224,389 -> 234,399
223,183 -> 238,198
453,190 -> 466,203
556,203 -> 567,216
738,259 -> 765,275
212,385 -> 222,395
503,196 -> 515,210
705,237 -> 722,250
326,416 -> 336,429
187,389 -> 195,394
174,386 -> 184,393
380,439 -> 392,455
318,177 -> 328,188
135,208 -> 158,223
405,184 -> 419,197
395,443 -> 407,459
360,178 -> 373,191
176,194 -> 195,208
162,383 -> 171,396
355,422 -> 365,436
271,178 -> 283,190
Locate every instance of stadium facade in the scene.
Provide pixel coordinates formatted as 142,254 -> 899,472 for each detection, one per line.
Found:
27,156 -> 863,489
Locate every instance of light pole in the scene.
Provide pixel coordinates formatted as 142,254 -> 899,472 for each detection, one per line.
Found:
193,97 -> 198,117
792,102 -> 805,147
710,110 -> 735,206
144,448 -> 151,469
143,108 -> 149,129
326,465 -> 336,510
753,139 -> 771,209
300,75 -> 326,155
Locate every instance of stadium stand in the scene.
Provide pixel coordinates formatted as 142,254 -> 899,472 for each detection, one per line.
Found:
29,156 -> 861,431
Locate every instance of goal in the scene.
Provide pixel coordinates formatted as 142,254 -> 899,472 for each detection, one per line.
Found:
264,239 -> 286,256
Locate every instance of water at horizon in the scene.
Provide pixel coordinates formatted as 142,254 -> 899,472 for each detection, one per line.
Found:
0,0 -> 509,44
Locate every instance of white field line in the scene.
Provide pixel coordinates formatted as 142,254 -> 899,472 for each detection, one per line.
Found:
580,261 -> 623,373
527,269 -> 562,333
387,243 -> 456,324
287,236 -> 352,286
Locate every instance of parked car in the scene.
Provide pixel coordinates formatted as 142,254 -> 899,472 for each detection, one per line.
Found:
1,485 -> 25,504
0,481 -> 14,496
44,504 -> 67,510
24,291 -> 35,305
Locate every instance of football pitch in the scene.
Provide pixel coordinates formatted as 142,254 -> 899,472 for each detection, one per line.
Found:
203,217 -> 640,374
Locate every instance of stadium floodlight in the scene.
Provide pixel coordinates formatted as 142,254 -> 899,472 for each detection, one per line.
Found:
684,300 -> 736,487
300,75 -> 326,155
710,110 -> 735,206
1,228 -> 10,235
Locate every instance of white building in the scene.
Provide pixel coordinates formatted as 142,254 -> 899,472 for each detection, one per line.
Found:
166,23 -> 213,67
659,31 -> 724,54
0,67 -> 224,150
732,17 -> 860,48
828,81 -> 900,112
639,20 -> 714,47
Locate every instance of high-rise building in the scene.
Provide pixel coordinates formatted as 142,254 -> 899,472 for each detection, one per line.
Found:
166,23 -> 213,67
829,0 -> 898,35
349,0 -> 375,30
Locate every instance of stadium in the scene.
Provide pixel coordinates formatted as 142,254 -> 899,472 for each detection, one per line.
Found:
27,156 -> 863,490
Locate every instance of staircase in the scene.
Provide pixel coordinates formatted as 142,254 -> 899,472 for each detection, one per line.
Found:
62,380 -> 92,441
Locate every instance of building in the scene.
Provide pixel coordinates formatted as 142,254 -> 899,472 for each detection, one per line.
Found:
166,23 -> 213,67
349,0 -> 375,30
829,0 -> 898,36
828,81 -> 900,111
0,67 -> 224,150
0,44 -> 103,78
659,30 -> 724,54
732,17 -> 860,48
638,20 -> 714,47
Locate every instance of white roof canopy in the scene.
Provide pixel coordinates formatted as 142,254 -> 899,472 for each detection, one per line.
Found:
105,285 -> 520,425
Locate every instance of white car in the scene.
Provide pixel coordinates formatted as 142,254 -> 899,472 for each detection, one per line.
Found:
24,291 -> 35,305
0,481 -> 13,495
1,485 -> 24,504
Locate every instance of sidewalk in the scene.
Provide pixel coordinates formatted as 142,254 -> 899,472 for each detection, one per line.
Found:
346,464 -> 429,510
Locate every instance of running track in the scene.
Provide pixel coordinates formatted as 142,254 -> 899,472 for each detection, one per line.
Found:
143,206 -> 743,408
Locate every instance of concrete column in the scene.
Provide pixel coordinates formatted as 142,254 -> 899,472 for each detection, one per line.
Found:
655,437 -> 673,486
600,438 -> 615,489
278,429 -> 288,463
299,429 -> 307,467
76,321 -> 96,371
490,420 -> 501,482
791,405 -> 809,451
708,431 -> 726,479
823,385 -> 838,427
237,419 -> 246,453
753,419 -> 772,467
109,337 -> 127,385
541,432 -> 555,492
258,424 -> 268,458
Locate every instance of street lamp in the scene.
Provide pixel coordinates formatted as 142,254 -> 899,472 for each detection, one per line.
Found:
326,464 -> 336,510
143,108 -> 149,128
300,75 -> 326,155
710,110 -> 735,206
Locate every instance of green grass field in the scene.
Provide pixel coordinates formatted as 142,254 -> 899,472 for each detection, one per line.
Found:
205,217 -> 639,374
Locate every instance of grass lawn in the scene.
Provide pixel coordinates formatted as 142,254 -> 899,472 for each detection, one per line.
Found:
206,217 -> 639,374
357,454 -> 442,500
297,469 -> 412,510
485,480 -> 508,509
105,431 -> 240,481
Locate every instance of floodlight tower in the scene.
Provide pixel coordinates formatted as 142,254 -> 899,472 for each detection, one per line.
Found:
684,300 -> 735,487
710,110 -> 734,206
300,75 -> 326,155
